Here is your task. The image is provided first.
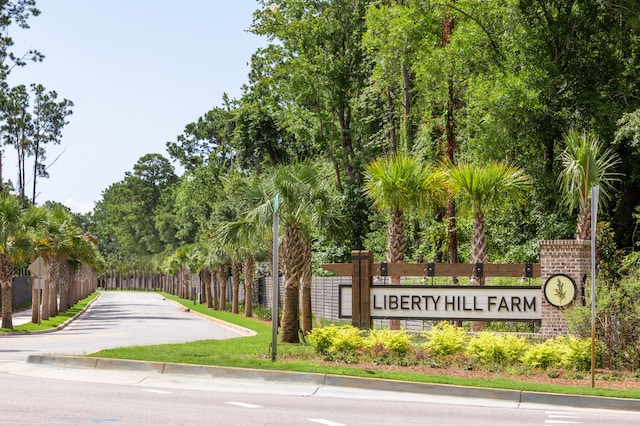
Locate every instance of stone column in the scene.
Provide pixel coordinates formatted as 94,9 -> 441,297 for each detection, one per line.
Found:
539,240 -> 591,337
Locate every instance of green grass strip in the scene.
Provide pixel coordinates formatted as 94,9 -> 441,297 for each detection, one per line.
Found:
1,292 -> 99,333
89,293 -> 640,400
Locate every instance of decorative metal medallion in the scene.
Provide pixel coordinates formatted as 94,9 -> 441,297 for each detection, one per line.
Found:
543,274 -> 576,308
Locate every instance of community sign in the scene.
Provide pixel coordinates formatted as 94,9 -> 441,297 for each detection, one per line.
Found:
340,285 -> 542,322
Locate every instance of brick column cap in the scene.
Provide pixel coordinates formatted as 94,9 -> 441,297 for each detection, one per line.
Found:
540,239 -> 591,248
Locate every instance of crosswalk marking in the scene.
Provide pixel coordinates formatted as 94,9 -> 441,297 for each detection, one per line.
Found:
225,402 -> 262,409
140,389 -> 171,394
545,411 -> 583,424
308,419 -> 345,426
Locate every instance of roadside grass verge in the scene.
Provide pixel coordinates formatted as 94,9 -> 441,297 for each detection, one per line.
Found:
0,292 -> 99,333
89,293 -> 640,400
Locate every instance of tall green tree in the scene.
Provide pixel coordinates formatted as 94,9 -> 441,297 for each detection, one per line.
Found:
363,1 -> 436,153
251,0 -> 375,251
29,83 -> 73,204
0,84 -> 72,203
93,154 -> 178,259
251,0 -> 372,184
166,103 -> 235,173
0,1 -> 43,194
1,84 -> 30,198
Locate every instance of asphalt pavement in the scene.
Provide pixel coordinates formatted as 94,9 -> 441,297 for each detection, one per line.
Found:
3,292 -> 640,413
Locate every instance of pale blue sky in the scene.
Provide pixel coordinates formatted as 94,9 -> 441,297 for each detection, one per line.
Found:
7,1 -> 266,213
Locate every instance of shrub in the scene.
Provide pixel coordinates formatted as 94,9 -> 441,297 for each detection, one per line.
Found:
306,325 -> 364,362
521,337 -> 565,369
364,329 -> 413,356
306,324 -> 340,355
328,326 -> 364,362
560,336 -> 594,371
466,333 -> 529,366
521,336 -> 597,372
422,321 -> 468,356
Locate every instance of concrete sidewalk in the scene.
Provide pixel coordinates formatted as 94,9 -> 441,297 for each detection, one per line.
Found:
11,308 -> 32,326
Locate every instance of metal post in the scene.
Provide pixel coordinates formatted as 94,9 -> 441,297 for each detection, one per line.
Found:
590,185 -> 599,388
37,263 -> 41,325
271,194 -> 280,362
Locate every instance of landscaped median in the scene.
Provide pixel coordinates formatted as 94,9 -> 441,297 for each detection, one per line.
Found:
82,293 -> 640,405
1,292 -> 99,334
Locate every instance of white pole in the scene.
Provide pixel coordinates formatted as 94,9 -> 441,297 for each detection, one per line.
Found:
271,194 -> 280,362
590,185 -> 599,388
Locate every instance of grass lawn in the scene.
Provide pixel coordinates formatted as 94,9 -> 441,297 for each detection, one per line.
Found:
89,293 -> 640,401
0,292 -> 98,333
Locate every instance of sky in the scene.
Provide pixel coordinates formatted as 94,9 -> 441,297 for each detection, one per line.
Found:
6,1 -> 267,214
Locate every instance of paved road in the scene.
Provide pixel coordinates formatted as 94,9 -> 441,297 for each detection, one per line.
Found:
0,292 -> 245,362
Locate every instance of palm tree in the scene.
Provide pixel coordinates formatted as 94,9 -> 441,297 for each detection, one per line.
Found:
364,153 -> 447,330
364,153 -> 448,273
447,161 -> 531,331
558,129 -> 621,240
247,161 -> 337,342
38,205 -> 82,315
65,232 -> 102,310
217,217 -> 266,318
448,161 -> 532,271
0,196 -> 41,329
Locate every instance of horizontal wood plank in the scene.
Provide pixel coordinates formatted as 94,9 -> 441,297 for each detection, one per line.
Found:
322,262 -> 540,278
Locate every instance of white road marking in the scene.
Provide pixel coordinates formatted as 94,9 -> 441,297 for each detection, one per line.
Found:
225,402 -> 262,409
308,419 -> 345,426
140,389 -> 171,394
545,411 -> 583,424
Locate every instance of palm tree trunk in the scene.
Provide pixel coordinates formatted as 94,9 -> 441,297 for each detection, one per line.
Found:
472,209 -> 487,332
48,273 -> 57,317
202,268 -> 213,308
0,253 -> 14,329
388,210 -> 404,330
42,260 -> 58,320
280,223 -> 305,343
212,268 -> 219,310
219,265 -> 227,311
1,281 -> 12,329
281,275 -> 300,343
577,204 -> 591,240
244,255 -> 254,317
301,241 -> 313,335
231,260 -> 240,314
387,210 -> 405,266
59,260 -> 72,313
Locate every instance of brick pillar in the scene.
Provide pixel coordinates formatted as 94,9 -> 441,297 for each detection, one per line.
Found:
539,240 -> 591,338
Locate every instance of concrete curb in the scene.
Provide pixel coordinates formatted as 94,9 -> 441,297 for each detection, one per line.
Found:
26,354 -> 640,412
157,295 -> 256,337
